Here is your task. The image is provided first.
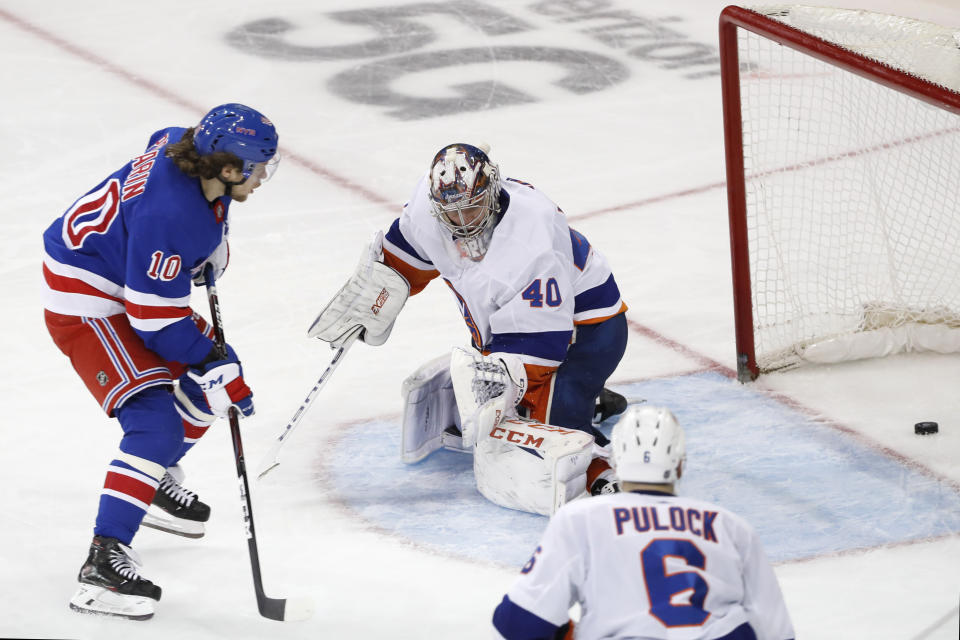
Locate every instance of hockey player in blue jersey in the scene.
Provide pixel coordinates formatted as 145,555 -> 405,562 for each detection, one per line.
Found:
42,103 -> 279,620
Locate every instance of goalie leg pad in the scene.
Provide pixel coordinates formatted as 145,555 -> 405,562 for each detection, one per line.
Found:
400,354 -> 463,463
473,418 -> 594,516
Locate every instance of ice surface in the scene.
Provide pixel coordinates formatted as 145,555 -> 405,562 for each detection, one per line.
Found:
2,1 -> 958,638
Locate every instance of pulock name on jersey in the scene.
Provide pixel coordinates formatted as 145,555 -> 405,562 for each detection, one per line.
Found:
613,505 -> 720,543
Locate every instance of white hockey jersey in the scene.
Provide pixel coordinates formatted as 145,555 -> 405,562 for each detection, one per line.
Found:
382,175 -> 626,421
493,490 -> 795,640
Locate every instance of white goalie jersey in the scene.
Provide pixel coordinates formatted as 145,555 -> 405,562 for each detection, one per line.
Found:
382,174 -> 625,423
494,490 -> 795,640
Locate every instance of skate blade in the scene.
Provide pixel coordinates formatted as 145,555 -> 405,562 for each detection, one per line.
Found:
69,583 -> 156,620
141,506 -> 206,539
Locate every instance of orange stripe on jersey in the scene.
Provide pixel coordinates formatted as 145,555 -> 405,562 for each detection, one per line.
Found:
383,248 -> 438,296
574,302 -> 628,326
518,363 -> 557,423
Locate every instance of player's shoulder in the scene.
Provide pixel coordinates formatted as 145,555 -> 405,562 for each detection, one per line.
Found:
399,173 -> 437,229
554,493 -> 621,522
146,126 -> 186,150
671,494 -> 757,533
404,173 -> 432,210
501,177 -> 562,220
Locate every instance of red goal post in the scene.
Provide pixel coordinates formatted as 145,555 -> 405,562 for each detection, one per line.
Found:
719,5 -> 960,381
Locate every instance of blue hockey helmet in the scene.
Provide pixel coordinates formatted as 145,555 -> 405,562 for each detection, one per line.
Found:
193,103 -> 279,180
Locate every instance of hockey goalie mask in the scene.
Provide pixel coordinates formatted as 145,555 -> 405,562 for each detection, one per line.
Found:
611,405 -> 686,484
428,143 -> 501,261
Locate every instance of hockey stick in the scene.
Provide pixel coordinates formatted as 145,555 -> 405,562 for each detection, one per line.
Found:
203,264 -> 313,622
255,324 -> 363,481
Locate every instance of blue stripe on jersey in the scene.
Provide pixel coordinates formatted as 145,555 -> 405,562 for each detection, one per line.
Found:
385,219 -> 433,265
487,330 -> 572,363
569,227 -> 591,270
109,458 -> 143,475
719,622 -> 761,640
574,274 -> 621,315
492,595 -> 559,640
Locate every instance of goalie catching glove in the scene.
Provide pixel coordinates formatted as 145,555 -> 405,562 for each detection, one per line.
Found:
449,348 -> 527,448
308,231 -> 410,346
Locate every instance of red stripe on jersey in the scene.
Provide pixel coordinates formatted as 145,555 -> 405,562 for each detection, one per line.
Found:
104,469 -> 157,505
189,312 -> 214,338
125,301 -> 192,320
182,421 -> 210,439
43,263 -> 123,302
85,317 -> 137,384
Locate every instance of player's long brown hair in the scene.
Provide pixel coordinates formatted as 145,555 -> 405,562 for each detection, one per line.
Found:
166,127 -> 241,179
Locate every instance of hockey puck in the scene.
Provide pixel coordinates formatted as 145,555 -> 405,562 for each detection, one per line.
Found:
914,421 -> 939,435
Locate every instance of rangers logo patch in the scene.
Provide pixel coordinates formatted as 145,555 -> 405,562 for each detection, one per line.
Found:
212,199 -> 225,223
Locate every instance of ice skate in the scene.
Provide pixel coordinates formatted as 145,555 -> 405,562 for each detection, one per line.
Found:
68,535 -> 161,620
140,466 -> 210,538
587,457 -> 621,496
593,388 -> 628,424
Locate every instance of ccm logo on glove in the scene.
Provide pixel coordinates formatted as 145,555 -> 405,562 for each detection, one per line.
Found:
188,348 -> 255,418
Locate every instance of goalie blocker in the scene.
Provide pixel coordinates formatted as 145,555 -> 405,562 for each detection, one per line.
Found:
257,233 -> 410,480
308,232 -> 410,346
401,348 -> 594,515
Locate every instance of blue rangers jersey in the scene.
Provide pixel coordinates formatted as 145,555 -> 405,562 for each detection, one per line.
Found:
381,175 -> 626,422
42,127 -> 225,365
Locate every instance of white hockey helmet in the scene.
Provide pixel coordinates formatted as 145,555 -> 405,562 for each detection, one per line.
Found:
610,405 -> 686,484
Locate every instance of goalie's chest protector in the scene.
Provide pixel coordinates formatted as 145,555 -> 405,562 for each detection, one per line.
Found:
402,178 -> 577,351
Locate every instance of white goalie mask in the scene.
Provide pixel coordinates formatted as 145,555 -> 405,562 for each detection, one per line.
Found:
610,405 -> 686,484
428,143 -> 501,261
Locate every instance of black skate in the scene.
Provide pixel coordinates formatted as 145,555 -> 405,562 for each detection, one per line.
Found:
69,535 -> 161,620
589,475 -> 622,496
587,458 -> 622,496
140,466 -> 210,539
593,388 -> 628,424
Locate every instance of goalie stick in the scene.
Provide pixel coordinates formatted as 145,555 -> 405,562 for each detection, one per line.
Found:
203,264 -> 313,622
255,324 -> 363,480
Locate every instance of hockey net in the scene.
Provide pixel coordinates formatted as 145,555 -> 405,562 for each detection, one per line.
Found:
720,5 -> 960,381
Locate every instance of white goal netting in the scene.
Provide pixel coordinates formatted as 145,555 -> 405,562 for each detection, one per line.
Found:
734,5 -> 960,373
